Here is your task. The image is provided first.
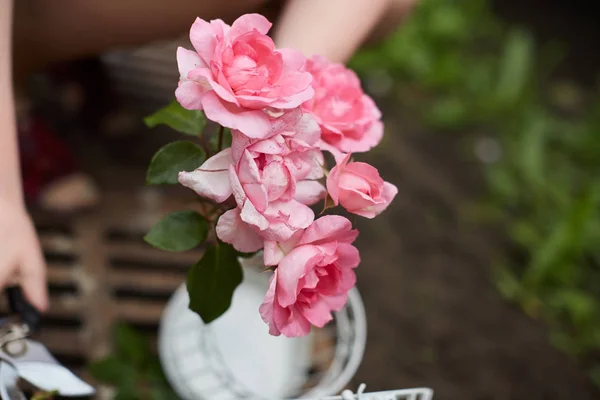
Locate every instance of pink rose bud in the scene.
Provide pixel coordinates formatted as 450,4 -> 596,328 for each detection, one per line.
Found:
326,153 -> 398,219
176,14 -> 314,139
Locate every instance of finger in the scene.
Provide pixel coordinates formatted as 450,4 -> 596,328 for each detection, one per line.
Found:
0,259 -> 19,290
20,234 -> 48,312
5,271 -> 21,286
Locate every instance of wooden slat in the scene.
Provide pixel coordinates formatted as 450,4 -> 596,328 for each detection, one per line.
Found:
39,233 -> 76,253
44,296 -> 82,319
115,300 -> 165,323
37,327 -> 85,356
105,242 -> 202,266
108,269 -> 184,292
47,266 -> 76,285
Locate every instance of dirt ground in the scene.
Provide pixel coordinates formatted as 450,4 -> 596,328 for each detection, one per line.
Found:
350,115 -> 599,399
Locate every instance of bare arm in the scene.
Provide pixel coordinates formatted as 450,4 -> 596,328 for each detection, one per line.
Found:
273,0 -> 390,63
0,0 -> 48,311
0,0 -> 22,205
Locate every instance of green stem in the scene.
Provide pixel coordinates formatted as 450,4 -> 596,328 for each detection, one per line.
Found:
217,126 -> 224,152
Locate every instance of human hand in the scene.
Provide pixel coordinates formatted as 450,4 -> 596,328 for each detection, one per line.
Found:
0,196 -> 48,311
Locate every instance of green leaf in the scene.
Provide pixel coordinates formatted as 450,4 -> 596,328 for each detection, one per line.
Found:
424,96 -> 468,129
114,323 -> 150,367
493,264 -> 523,301
187,243 -> 244,323
31,391 -> 59,400
146,141 -> 206,185
551,289 -> 597,326
89,356 -> 136,385
145,210 -> 209,252
524,189 -> 596,288
114,386 -> 140,400
518,112 -> 547,187
149,386 -> 180,400
494,29 -> 534,109
144,101 -> 206,136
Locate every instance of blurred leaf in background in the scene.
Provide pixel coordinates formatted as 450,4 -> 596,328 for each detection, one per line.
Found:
90,324 -> 179,400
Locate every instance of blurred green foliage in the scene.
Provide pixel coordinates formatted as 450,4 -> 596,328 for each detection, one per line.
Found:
351,0 -> 600,384
90,324 -> 178,400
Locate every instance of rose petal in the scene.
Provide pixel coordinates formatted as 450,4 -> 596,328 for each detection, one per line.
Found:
295,181 -> 326,205
175,80 -> 207,110
259,274 -> 281,336
298,215 -> 358,246
201,92 -> 271,138
338,188 -> 378,216
177,47 -> 207,77
276,245 -> 322,307
278,306 -> 311,338
229,165 -> 247,207
177,148 -> 233,202
301,297 -> 334,328
263,241 -> 286,266
231,130 -> 253,163
352,181 -> 398,218
240,199 -> 270,231
323,293 -> 349,312
335,243 -> 361,271
229,13 -> 272,40
278,48 -> 308,72
263,229 -> 304,266
189,68 -> 238,106
335,119 -> 384,153
189,17 -> 220,65
262,200 -> 314,241
216,208 -> 264,252
326,153 -> 351,205
269,74 -> 314,109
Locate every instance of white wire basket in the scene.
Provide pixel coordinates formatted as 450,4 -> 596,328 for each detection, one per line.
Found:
158,254 -> 433,400
303,384 -> 433,400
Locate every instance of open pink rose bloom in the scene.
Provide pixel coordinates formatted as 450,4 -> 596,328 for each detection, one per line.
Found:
259,216 -> 360,337
302,55 -> 384,153
175,14 -> 397,337
176,14 -> 314,139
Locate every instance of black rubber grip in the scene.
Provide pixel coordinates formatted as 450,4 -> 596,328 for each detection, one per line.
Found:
6,286 -> 41,333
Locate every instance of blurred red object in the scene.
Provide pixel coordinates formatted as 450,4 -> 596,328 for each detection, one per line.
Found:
19,115 -> 78,205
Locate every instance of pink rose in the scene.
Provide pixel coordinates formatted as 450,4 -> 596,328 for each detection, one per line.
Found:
178,110 -> 326,251
176,14 -> 314,139
227,113 -> 325,243
326,153 -> 397,219
302,55 -> 383,153
259,215 -> 360,337
230,110 -> 326,206
177,110 -> 324,204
